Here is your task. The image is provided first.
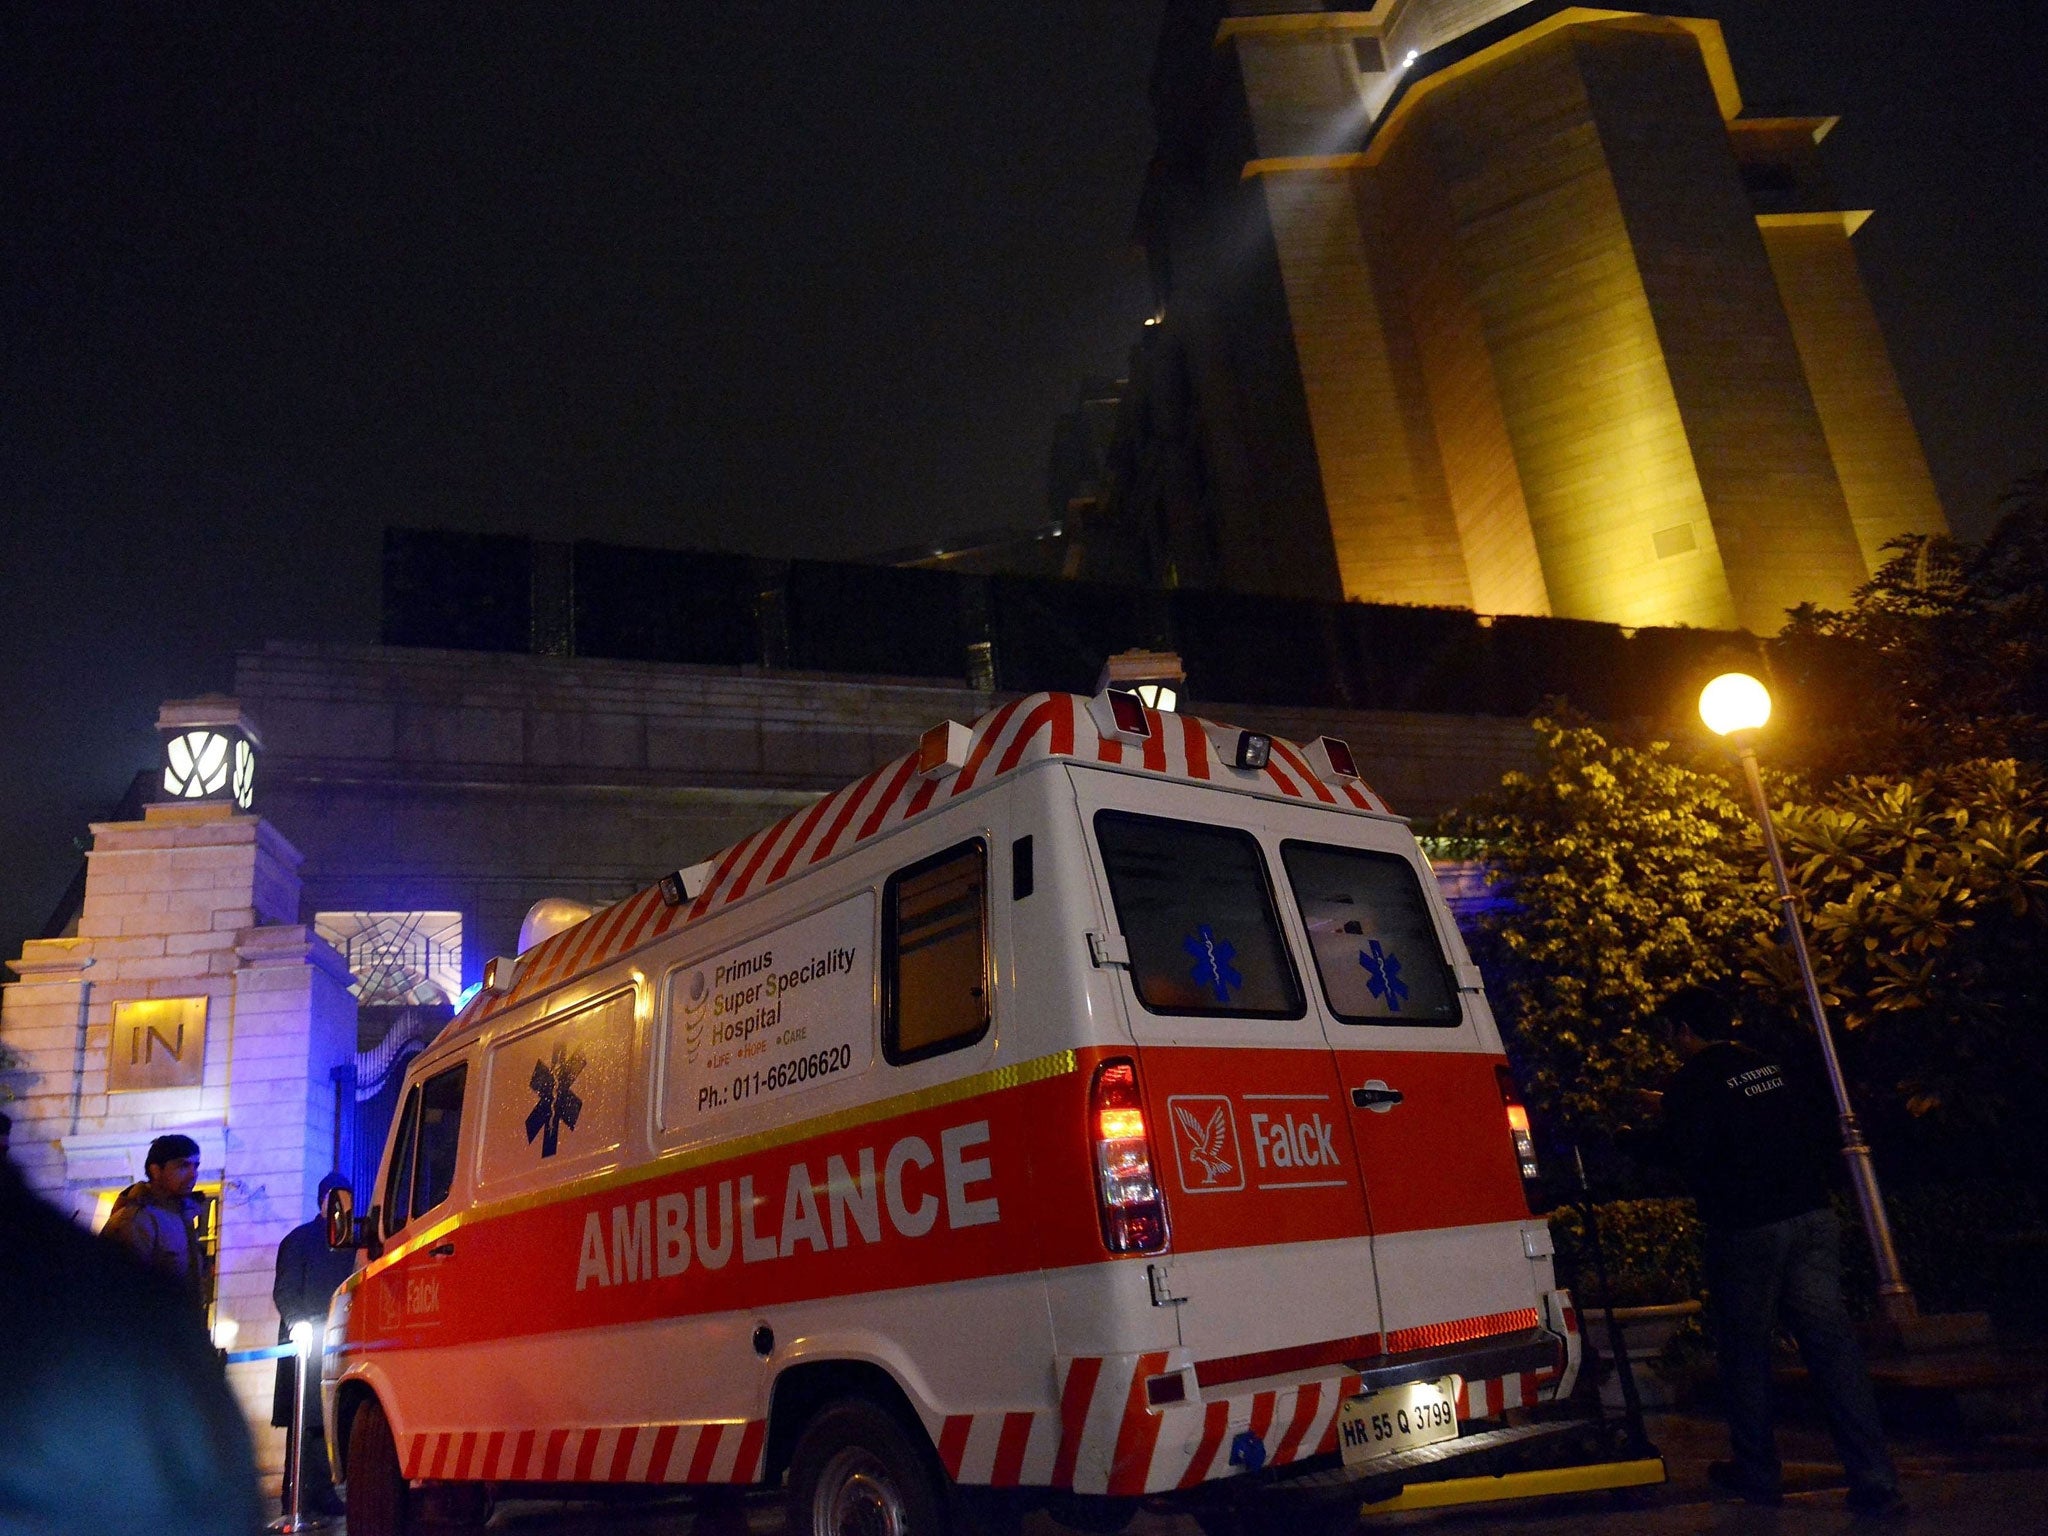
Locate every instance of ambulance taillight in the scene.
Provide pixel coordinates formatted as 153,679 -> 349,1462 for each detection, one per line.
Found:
1496,1064 -> 1541,1182
1090,1058 -> 1169,1253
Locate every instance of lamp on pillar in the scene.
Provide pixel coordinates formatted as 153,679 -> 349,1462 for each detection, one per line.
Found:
156,696 -> 261,812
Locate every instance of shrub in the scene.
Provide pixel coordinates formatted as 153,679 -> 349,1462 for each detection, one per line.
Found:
1549,1197 -> 1704,1309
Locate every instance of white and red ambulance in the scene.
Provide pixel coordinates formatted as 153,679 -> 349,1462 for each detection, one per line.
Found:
322,688 -> 1583,1534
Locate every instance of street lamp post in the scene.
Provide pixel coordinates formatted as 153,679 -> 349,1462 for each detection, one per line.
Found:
1698,672 -> 1919,1328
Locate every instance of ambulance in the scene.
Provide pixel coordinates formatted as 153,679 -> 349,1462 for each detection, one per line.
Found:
321,687 -> 1586,1534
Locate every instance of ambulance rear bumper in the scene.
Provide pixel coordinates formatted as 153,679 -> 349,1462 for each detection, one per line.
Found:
1260,1413 -> 1638,1507
1069,1319 -> 1575,1496
1351,1327 -> 1558,1398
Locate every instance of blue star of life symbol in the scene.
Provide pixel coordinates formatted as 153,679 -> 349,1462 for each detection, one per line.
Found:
1182,924 -> 1243,1003
526,1043 -> 587,1158
1358,940 -> 1408,1012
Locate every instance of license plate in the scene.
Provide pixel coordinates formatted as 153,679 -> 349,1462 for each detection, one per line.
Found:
1336,1377 -> 1459,1468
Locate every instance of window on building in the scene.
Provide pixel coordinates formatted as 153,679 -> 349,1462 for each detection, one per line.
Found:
314,910 -> 465,1008
1093,811 -> 1303,1018
1280,841 -> 1461,1027
884,841 -> 990,1064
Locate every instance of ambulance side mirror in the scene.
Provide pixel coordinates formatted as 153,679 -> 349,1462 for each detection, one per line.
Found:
325,1185 -> 358,1250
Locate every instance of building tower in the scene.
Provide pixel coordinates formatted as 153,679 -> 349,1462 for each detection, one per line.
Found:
1114,2 -> 1947,632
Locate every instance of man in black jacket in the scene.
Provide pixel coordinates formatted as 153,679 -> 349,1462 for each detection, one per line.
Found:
1647,987 -> 1902,1516
272,1174 -> 357,1518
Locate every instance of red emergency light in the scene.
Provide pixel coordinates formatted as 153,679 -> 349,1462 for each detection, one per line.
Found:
1088,688 -> 1154,743
917,720 -> 972,778
1107,689 -> 1150,737
1305,735 -> 1361,782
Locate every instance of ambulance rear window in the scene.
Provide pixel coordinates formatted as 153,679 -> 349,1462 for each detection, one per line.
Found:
884,840 -> 990,1064
1093,811 -> 1303,1019
1280,842 -> 1461,1027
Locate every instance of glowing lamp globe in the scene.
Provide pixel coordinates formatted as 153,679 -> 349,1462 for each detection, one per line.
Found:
155,696 -> 261,811
1699,672 -> 1772,737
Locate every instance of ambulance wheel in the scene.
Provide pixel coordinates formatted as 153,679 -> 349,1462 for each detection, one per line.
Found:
787,1398 -> 948,1536
344,1399 -> 409,1536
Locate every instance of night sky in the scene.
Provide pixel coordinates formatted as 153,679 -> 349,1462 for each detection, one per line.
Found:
2,2 -> 2043,963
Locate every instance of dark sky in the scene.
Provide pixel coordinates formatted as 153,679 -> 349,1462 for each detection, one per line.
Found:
2,2 -> 2043,964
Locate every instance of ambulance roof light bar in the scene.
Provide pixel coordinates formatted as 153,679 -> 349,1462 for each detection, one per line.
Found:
1095,649 -> 1186,716
481,954 -> 521,996
917,719 -> 972,779
1304,735 -> 1361,783
1200,721 -> 1272,772
1087,687 -> 1153,742
657,860 -> 717,908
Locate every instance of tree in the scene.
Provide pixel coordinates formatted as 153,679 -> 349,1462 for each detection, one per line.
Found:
1756,757 -> 2048,1169
1775,477 -> 2048,778
1437,718 -> 1776,1137
1443,720 -> 2048,1189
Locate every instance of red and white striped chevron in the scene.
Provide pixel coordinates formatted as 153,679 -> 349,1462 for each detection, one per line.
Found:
472,692 -> 1390,1026
389,1360 -> 1563,1494
401,1417 -> 766,1486
933,1348 -> 1565,1497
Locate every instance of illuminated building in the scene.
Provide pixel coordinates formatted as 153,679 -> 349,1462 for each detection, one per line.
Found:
1106,2 -> 1947,632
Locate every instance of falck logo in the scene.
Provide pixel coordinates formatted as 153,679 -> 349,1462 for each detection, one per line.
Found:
1168,1094 -> 1244,1193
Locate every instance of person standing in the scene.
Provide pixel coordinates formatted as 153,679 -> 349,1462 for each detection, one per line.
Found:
101,1134 -> 211,1322
1645,987 -> 1903,1516
1,1167 -> 263,1534
272,1175 -> 357,1518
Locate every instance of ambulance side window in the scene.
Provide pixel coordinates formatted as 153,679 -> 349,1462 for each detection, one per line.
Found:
1279,841 -> 1462,1026
382,1087 -> 421,1237
884,839 -> 990,1064
1094,810 -> 1303,1018
380,1063 -> 468,1235
410,1063 -> 469,1219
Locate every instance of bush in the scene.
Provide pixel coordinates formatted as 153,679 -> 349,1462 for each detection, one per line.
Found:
1549,1198 -> 1704,1308
1550,1184 -> 2046,1324
1835,1181 -> 2045,1320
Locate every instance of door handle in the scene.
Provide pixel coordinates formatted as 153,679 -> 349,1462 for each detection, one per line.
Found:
428,1242 -> 456,1258
1351,1081 -> 1405,1112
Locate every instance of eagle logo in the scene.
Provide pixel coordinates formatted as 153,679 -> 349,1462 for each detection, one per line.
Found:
1167,1095 -> 1244,1192
1175,1104 -> 1233,1183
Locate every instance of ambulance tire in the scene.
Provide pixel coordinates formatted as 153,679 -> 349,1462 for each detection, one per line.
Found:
344,1399 -> 410,1536
786,1398 -> 948,1536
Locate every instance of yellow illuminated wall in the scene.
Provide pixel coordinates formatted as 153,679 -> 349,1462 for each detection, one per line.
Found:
1211,7 -> 1944,633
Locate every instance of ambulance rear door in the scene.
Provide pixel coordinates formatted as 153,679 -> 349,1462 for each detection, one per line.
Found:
1071,769 -> 1384,1374
1261,802 -> 1538,1350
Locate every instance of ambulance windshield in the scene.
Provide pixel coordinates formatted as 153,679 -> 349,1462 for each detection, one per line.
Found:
1093,811 -> 1303,1018
1279,842 -> 1461,1027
